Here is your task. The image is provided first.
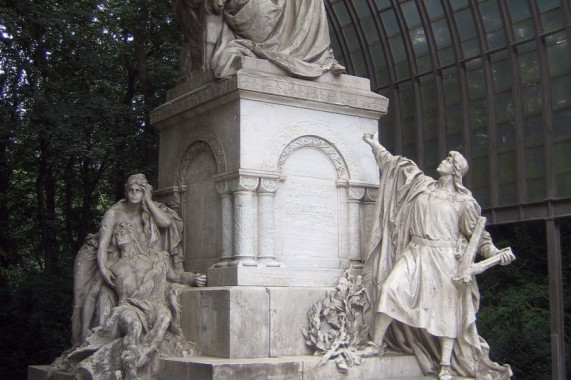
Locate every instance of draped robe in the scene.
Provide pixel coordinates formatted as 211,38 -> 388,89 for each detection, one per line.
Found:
211,0 -> 344,78
363,146 -> 512,379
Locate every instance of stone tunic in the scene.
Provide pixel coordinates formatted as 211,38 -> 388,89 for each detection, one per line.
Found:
378,184 -> 478,338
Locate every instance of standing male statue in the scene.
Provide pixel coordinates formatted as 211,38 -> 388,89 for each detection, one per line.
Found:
362,133 -> 514,380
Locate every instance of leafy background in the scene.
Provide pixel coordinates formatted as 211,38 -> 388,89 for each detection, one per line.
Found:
0,1 -> 569,379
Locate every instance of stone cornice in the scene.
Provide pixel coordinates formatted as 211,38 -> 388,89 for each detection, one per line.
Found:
151,69 -> 389,127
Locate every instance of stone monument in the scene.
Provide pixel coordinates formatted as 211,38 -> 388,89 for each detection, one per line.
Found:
28,1 -> 515,379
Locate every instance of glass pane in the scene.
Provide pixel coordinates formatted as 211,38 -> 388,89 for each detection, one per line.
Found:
432,18 -> 452,47
470,98 -> 488,128
492,53 -> 512,92
546,33 -> 570,77
352,0 -> 370,18
519,49 -> 541,84
512,19 -> 534,41
446,132 -> 463,152
381,9 -> 400,36
374,0 -> 391,12
480,0 -> 503,31
524,115 -> 543,146
467,62 -> 486,99
401,0 -> 421,28
455,8 -> 477,40
332,1 -> 351,26
540,8 -> 565,32
497,121 -> 515,150
550,75 -> 571,111
555,139 -> 571,197
507,0 -> 531,22
495,91 -> 514,123
471,126 -> 488,155
425,0 -> 444,19
446,104 -> 463,132
343,27 -> 359,52
390,36 -> 410,79
471,156 -> 490,207
522,83 -> 543,116
525,146 -> 545,177
553,108 -> 571,140
361,16 -> 379,45
498,151 -> 516,182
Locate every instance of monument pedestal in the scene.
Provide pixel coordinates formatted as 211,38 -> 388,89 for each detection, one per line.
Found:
148,58 -> 400,379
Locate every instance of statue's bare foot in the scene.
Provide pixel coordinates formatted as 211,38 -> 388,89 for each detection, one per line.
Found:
438,365 -> 453,380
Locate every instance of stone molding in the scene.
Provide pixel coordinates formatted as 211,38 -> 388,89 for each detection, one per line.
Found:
151,71 -> 388,125
171,127 -> 227,186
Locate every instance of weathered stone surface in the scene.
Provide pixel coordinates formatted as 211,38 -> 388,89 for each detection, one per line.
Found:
158,354 -> 425,380
153,60 -> 385,274
206,267 -> 346,287
180,287 -> 270,359
179,286 -> 341,358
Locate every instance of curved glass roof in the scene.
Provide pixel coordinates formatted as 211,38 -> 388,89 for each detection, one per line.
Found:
326,0 -> 571,222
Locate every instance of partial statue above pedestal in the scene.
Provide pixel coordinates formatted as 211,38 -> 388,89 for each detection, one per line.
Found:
49,174 -> 206,380
362,134 -> 515,380
173,0 -> 345,80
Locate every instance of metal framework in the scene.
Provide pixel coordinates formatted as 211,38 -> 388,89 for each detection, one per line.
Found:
325,0 -> 570,378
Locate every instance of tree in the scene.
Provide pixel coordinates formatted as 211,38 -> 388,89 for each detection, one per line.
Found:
0,0 -> 181,377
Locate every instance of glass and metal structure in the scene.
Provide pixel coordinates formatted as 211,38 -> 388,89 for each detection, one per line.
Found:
325,1 -> 570,378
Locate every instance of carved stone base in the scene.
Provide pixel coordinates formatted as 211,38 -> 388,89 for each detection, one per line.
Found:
158,354 -> 427,380
206,266 -> 349,287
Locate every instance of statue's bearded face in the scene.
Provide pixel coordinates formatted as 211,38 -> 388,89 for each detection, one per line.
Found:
127,184 -> 144,204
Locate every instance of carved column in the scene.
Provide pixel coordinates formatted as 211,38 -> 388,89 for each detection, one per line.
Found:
229,176 -> 259,266
214,180 -> 233,267
347,186 -> 365,268
257,177 -> 282,267
361,187 -> 378,258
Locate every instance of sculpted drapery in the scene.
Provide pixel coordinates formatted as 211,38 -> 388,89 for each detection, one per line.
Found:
174,0 -> 345,79
362,146 -> 512,379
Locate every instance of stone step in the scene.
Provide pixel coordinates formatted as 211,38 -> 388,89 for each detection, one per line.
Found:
159,353 -> 425,380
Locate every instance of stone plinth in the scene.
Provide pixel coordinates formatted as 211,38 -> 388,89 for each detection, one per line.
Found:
151,57 -> 386,278
158,354 -> 425,380
179,286 -> 335,359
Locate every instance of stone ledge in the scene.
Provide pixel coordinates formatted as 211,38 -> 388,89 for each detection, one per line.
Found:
158,354 -> 425,380
151,59 -> 388,126
206,266 -> 347,287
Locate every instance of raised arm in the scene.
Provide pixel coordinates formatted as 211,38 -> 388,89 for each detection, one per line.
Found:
142,185 -> 174,228
363,132 -> 395,169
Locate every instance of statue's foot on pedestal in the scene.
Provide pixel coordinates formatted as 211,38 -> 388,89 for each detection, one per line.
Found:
438,365 -> 453,380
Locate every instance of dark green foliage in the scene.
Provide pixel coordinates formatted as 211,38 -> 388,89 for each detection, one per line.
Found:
479,219 -> 571,380
0,0 -> 181,378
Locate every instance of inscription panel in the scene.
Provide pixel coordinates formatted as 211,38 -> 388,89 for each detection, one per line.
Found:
275,148 -> 340,266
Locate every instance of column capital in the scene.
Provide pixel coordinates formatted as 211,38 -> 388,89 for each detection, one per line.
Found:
347,186 -> 366,201
363,187 -> 378,202
229,176 -> 259,192
258,177 -> 279,194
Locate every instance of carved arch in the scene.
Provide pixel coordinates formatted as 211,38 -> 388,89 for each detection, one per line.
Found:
264,121 -> 360,180
170,127 -> 227,186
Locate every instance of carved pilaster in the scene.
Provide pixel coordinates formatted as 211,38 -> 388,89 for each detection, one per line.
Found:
347,186 -> 365,269
257,177 -> 282,267
361,187 -> 378,258
229,176 -> 259,266
213,180 -> 233,267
